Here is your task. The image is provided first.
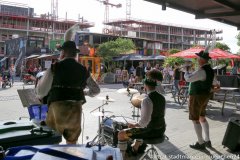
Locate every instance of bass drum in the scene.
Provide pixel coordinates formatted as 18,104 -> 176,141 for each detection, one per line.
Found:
103,116 -> 135,147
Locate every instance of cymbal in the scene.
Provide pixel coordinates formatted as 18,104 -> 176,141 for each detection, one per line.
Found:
97,96 -> 115,102
131,93 -> 147,108
91,111 -> 113,117
117,88 -> 138,94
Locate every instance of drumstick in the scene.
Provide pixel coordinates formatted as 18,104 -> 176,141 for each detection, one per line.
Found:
121,115 -> 129,123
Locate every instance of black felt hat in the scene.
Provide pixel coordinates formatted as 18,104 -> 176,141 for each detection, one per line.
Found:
195,50 -> 211,60
59,41 -> 80,53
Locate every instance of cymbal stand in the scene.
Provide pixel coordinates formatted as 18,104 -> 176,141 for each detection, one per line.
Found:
126,87 -> 135,97
89,95 -> 110,146
129,92 -> 140,121
132,107 -> 140,122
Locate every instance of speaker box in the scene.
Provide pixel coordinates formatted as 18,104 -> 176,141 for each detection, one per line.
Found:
222,118 -> 240,151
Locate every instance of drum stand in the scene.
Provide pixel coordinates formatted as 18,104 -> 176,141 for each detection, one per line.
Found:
129,94 -> 140,122
132,106 -> 140,122
89,96 -> 110,146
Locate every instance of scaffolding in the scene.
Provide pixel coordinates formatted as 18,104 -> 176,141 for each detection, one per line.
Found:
0,1 -> 94,56
104,18 -> 223,51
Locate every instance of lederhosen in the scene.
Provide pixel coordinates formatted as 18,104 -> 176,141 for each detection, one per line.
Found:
188,64 -> 214,120
46,58 -> 89,142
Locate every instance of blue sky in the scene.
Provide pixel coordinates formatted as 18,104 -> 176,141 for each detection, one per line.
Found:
7,0 -> 240,53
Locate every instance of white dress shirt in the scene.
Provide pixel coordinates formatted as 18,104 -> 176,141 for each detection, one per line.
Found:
184,63 -> 218,86
138,90 -> 155,128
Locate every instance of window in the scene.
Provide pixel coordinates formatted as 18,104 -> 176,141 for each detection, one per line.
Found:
29,40 -> 36,47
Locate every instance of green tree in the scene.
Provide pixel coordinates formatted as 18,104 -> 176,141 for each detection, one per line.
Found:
237,32 -> 240,53
214,42 -> 231,66
215,42 -> 230,52
96,38 -> 135,72
163,57 -> 185,67
168,48 -> 180,55
163,49 -> 183,67
97,38 -> 135,63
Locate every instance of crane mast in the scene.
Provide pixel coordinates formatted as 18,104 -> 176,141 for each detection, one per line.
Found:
51,0 -> 58,20
126,0 -> 131,20
97,0 -> 122,33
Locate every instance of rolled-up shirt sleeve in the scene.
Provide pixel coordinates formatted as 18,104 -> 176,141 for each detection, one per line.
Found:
36,68 -> 53,99
84,75 -> 100,97
138,96 -> 153,127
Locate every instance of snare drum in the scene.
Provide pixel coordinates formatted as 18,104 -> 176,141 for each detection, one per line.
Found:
104,116 -> 134,130
103,116 -> 135,147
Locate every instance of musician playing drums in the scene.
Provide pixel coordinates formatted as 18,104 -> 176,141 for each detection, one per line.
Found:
117,76 -> 166,158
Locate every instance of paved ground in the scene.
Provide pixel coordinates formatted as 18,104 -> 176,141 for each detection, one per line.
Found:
0,79 -> 240,160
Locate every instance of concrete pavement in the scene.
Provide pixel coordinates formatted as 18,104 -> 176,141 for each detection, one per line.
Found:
0,80 -> 240,160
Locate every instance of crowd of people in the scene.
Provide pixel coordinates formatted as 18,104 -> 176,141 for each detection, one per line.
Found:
120,60 -> 196,99
26,64 -> 42,77
0,64 -> 15,86
0,63 -> 44,87
121,61 -> 171,88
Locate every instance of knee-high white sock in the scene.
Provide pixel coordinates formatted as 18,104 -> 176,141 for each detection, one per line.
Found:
200,120 -> 210,141
193,121 -> 204,144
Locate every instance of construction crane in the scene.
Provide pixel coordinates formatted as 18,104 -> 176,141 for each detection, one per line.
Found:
50,0 -> 58,39
51,0 -> 58,20
97,0 -> 122,33
126,0 -> 131,20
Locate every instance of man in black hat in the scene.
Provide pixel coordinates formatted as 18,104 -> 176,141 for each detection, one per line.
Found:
184,50 -> 214,150
117,77 -> 166,158
36,40 -> 100,144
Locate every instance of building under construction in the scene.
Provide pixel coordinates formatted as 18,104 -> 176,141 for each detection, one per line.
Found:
104,18 -> 222,53
0,1 -> 94,57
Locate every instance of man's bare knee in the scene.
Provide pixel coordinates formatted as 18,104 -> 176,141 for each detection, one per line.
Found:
199,116 -> 206,122
118,130 -> 127,141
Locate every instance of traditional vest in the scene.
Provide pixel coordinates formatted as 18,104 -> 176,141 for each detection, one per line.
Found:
48,58 -> 89,104
189,64 -> 214,95
147,91 -> 166,129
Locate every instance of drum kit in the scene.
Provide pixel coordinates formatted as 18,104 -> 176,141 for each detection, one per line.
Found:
88,87 -> 145,146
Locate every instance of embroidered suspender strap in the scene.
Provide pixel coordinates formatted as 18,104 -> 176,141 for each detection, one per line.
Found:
52,85 -> 83,89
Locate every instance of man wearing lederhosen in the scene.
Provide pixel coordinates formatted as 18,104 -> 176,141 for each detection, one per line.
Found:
36,41 -> 100,144
184,50 -> 214,150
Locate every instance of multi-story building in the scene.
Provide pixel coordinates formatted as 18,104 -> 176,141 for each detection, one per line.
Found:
104,18 -> 222,53
0,1 -> 94,58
